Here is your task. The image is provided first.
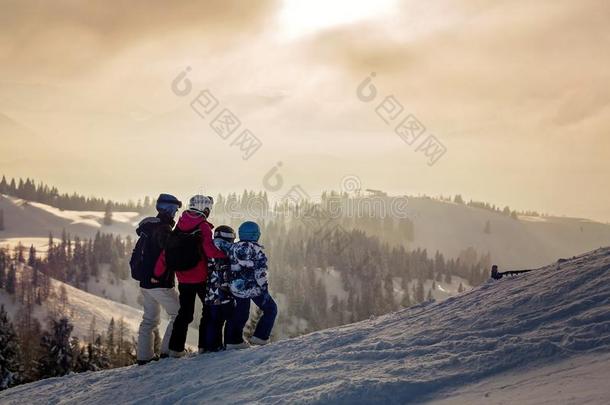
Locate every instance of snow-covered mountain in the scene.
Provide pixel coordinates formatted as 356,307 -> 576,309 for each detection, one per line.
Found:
3,193 -> 610,270
2,247 -> 608,404
0,195 -> 139,243
404,196 -> 610,268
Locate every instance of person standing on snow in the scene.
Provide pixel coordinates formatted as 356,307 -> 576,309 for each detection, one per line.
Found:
200,225 -> 237,352
132,194 -> 182,365
224,221 -> 278,348
153,195 -> 226,357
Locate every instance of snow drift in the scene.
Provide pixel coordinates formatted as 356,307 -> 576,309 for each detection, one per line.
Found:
2,248 -> 610,404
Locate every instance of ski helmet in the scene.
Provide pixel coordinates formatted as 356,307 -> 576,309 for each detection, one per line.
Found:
238,221 -> 261,242
156,193 -> 182,217
214,225 -> 236,242
188,195 -> 214,216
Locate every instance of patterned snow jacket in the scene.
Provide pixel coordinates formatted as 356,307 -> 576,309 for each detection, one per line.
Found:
204,238 -> 235,306
228,240 -> 268,299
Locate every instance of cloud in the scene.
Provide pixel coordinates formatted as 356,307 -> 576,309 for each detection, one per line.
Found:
0,0 -> 279,79
303,0 -> 610,121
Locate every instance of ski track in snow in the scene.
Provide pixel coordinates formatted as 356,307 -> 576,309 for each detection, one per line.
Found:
2,248 -> 610,404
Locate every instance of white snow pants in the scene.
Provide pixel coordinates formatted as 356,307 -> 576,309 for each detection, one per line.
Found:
137,287 -> 180,361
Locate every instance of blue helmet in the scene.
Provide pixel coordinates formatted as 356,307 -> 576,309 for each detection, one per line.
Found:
156,193 -> 182,217
238,221 -> 261,242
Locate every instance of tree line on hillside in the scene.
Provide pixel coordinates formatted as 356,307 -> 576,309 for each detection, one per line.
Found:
3,230 -> 132,297
1,173 -> 546,221
0,175 -> 154,212
440,194 -> 542,218
0,251 -> 137,390
0,304 -> 136,391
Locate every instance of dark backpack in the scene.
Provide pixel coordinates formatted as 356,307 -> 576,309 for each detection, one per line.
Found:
164,224 -> 203,272
130,218 -> 168,282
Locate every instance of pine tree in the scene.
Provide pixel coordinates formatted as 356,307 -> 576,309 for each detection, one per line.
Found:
28,245 -> 37,267
88,316 -> 97,345
90,335 -> 111,371
15,243 -> 25,263
0,305 -> 22,390
0,209 -> 4,231
6,264 -> 16,294
116,317 -> 128,366
106,318 -> 115,360
37,317 -> 75,379
58,285 -> 69,316
0,175 -> 7,194
0,250 -> 6,288
414,280 -> 425,303
103,202 -> 113,226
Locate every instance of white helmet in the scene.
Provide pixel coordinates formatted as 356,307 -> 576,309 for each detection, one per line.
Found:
188,195 -> 214,215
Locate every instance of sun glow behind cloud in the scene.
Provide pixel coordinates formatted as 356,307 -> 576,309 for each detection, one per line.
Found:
276,0 -> 398,40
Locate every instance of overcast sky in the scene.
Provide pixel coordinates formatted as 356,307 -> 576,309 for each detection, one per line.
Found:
1,0 -> 609,221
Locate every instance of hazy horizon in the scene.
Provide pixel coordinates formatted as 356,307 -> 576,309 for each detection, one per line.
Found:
1,0 -> 609,222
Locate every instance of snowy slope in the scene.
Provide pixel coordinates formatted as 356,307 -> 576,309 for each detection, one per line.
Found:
0,266 -> 144,341
403,197 -> 610,268
0,194 -> 140,240
431,352 -> 610,404
2,247 -> 609,404
0,266 -> 198,347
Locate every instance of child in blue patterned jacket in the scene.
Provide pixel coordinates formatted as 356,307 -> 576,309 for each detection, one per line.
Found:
224,221 -> 277,348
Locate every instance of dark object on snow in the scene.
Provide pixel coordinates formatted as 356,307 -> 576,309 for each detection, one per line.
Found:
491,264 -> 534,280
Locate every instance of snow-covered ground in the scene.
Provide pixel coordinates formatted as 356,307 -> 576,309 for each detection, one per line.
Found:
2,247 -> 608,404
0,194 -> 140,240
430,352 -> 610,404
85,264 -> 143,309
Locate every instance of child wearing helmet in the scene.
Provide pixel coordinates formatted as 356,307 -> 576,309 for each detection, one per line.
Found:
224,221 -> 278,348
200,225 -> 237,352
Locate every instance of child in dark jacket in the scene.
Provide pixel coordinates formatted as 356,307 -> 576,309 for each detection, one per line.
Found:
201,225 -> 236,352
224,221 -> 277,348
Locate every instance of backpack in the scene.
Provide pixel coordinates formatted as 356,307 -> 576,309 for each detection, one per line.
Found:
164,224 -> 203,272
130,218 -> 167,282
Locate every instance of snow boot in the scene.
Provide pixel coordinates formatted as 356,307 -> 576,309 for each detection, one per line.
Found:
226,342 -> 250,350
137,355 -> 160,365
249,336 -> 269,346
169,350 -> 186,358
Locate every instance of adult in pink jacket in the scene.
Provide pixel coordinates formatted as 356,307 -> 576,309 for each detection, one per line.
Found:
154,195 -> 226,356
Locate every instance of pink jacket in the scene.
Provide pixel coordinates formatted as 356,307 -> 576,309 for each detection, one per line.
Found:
154,211 -> 226,284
